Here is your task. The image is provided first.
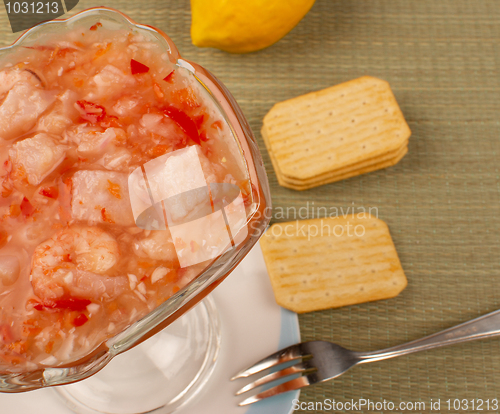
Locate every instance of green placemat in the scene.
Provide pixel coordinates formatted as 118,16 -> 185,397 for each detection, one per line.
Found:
2,1 -> 500,412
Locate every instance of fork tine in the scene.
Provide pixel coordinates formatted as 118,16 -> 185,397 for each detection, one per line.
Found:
238,374 -> 314,406
231,344 -> 306,380
235,361 -> 315,395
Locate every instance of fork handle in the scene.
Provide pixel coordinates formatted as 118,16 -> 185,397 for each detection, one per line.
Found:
355,309 -> 500,364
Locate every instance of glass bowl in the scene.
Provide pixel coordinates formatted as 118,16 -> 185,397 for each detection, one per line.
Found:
0,7 -> 271,394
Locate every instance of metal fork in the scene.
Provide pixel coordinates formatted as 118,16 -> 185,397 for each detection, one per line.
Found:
232,309 -> 500,406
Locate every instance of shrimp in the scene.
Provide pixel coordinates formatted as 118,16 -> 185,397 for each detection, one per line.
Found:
31,226 -> 128,302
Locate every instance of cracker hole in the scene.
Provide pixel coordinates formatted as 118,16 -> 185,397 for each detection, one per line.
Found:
328,111 -> 333,116
317,130 -> 321,134
337,274 -> 342,279
328,156 -> 332,160
351,119 -> 355,123
305,148 -> 310,152
362,145 -> 366,149
371,269 -> 376,273
340,93 -> 345,97
393,281 -> 398,286
293,249 -> 297,253
350,257 -> 354,261
385,108 -> 389,113
359,287 -> 364,291
340,137 -> 344,141
325,292 -> 330,297
290,296 -> 294,302
374,126 -> 378,131
295,122 -> 300,126
280,267 -> 285,271
362,101 -> 366,105
302,279 -> 307,284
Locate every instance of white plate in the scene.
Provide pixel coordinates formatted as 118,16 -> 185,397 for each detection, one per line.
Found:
0,244 -> 300,414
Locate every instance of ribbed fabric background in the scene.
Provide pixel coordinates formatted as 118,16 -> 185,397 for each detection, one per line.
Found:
2,1 -> 500,412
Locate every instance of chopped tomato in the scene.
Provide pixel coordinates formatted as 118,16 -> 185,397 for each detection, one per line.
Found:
39,186 -> 59,199
8,204 -> 21,218
199,130 -> 209,142
130,59 -> 149,75
76,100 -> 106,123
94,43 -> 111,59
172,88 -> 201,110
211,120 -> 223,130
193,114 -> 206,130
101,207 -> 115,223
148,145 -> 170,158
107,180 -> 121,199
89,22 -> 102,31
163,106 -> 200,144
34,298 -> 91,312
45,341 -> 54,354
153,82 -> 164,99
163,71 -> 174,83
20,197 -> 34,217
73,314 -> 89,327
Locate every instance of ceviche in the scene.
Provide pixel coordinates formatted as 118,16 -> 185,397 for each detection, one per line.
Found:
0,21 -> 250,373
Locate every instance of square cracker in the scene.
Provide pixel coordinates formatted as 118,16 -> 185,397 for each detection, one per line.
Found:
262,125 -> 408,189
260,215 -> 407,313
263,76 -> 411,180
276,146 -> 408,191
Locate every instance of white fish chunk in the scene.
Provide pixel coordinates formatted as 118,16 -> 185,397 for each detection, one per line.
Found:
10,133 -> 67,186
65,124 -> 125,156
0,68 -> 42,96
0,82 -> 55,140
71,170 -> 135,226
89,65 -> 136,100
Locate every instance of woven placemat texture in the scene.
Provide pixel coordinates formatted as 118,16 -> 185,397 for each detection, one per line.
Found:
2,0 -> 500,412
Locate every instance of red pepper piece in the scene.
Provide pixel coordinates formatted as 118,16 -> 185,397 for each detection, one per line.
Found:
75,100 -> 106,123
20,197 -> 34,217
34,298 -> 91,312
73,314 -> 89,327
164,106 -> 200,145
89,22 -> 102,31
39,186 -> 59,199
130,59 -> 150,75
193,114 -> 206,130
163,71 -> 175,83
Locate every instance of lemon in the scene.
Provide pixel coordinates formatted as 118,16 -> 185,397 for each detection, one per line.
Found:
190,0 -> 315,54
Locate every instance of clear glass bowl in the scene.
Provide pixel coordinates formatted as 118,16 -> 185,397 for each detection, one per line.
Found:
0,7 -> 271,392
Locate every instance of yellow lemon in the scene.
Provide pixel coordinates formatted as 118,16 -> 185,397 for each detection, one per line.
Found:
190,0 -> 315,54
